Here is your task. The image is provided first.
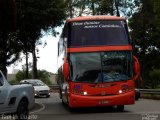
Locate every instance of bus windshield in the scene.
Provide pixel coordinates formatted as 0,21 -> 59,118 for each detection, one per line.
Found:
69,51 -> 132,83
68,20 -> 130,47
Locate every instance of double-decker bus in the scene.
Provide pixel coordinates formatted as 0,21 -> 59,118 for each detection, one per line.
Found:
57,16 -> 140,111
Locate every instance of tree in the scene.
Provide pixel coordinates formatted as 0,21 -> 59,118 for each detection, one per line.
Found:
15,70 -> 32,82
149,69 -> 160,89
96,0 -> 136,17
37,70 -> 51,85
65,0 -> 88,18
65,0 -> 136,18
0,0 -> 21,77
129,0 -> 160,88
16,0 -> 66,78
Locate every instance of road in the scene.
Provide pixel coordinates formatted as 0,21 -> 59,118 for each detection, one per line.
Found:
30,93 -> 160,120
0,93 -> 159,120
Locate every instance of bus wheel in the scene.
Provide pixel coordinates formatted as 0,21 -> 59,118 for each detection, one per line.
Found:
59,90 -> 62,99
117,105 -> 124,112
68,107 -> 75,112
62,98 -> 66,105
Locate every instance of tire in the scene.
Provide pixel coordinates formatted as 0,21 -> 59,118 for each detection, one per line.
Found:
117,105 -> 124,112
135,92 -> 140,101
135,95 -> 139,101
68,107 -> 75,112
16,101 -> 29,120
46,95 -> 50,98
62,99 -> 66,106
59,88 -> 62,99
65,88 -> 70,105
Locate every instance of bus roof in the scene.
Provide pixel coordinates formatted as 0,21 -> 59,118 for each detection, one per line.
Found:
67,15 -> 126,23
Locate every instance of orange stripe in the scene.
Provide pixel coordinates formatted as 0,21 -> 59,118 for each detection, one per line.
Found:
67,45 -> 132,53
67,16 -> 126,23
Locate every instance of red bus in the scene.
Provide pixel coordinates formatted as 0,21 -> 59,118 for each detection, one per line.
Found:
57,16 -> 140,111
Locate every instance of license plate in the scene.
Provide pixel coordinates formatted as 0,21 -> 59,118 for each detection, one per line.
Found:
99,100 -> 108,104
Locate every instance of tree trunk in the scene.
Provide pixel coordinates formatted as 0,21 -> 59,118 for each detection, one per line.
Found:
25,50 -> 29,78
68,0 -> 73,18
91,1 -> 95,15
32,47 -> 37,79
110,0 -> 114,15
115,0 -> 120,16
0,32 -> 8,79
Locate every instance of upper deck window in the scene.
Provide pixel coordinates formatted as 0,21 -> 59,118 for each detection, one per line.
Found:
68,20 -> 130,47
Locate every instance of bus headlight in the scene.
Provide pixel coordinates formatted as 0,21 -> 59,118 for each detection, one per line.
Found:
83,91 -> 88,95
119,90 -> 123,94
71,89 -> 88,96
120,84 -> 134,94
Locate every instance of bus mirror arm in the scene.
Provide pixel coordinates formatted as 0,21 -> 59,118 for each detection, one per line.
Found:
63,58 -> 69,82
133,56 -> 140,81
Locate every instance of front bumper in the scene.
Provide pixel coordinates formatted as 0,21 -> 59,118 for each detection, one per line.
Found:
69,91 -> 135,108
35,91 -> 50,97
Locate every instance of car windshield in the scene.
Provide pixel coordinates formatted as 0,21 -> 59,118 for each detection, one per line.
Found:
21,80 -> 45,86
31,80 -> 45,86
69,51 -> 133,83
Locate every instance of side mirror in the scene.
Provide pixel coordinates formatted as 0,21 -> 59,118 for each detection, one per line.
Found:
63,58 -> 69,82
133,56 -> 140,80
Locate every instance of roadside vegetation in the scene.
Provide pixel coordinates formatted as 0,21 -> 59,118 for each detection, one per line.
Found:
9,70 -> 52,85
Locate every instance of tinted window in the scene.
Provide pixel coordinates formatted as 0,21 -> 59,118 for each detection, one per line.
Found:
69,20 -> 129,47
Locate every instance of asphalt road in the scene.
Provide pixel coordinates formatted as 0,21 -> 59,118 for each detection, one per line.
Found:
30,93 -> 160,120
1,93 -> 160,120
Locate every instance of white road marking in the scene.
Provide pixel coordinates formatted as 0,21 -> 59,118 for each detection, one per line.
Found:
30,102 -> 45,114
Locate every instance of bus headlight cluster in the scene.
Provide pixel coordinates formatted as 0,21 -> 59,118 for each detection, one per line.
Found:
72,89 -> 88,96
83,91 -> 88,95
119,84 -> 134,94
119,90 -> 123,94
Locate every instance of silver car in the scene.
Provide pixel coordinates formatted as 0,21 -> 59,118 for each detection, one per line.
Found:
20,79 -> 51,98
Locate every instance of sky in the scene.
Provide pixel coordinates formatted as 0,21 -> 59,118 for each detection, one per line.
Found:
7,28 -> 62,74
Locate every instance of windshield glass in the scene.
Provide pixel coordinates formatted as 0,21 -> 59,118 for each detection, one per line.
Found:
69,53 -> 101,82
69,51 -> 132,83
69,20 -> 129,47
31,80 -> 45,86
21,80 -> 45,86
101,51 -> 132,82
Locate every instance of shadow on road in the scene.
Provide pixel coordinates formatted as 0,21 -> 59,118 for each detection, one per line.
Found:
61,103 -> 131,114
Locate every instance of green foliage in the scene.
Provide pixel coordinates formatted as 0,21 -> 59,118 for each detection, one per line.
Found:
16,0 -> 66,34
15,70 -> 32,82
0,0 -> 66,78
129,0 -> 160,88
15,70 -> 51,85
149,69 -> 160,89
0,0 -> 21,77
15,0 -> 66,78
65,0 -> 136,17
37,70 -> 51,85
0,0 -> 16,31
